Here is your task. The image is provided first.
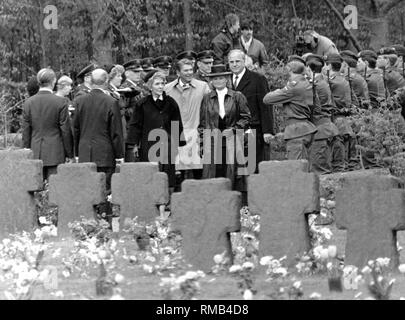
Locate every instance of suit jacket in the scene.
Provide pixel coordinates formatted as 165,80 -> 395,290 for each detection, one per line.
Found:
234,69 -> 274,134
22,90 -> 73,166
73,89 -> 124,167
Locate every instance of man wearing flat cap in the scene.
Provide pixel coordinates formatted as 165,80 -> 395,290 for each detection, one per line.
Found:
73,63 -> 97,100
358,50 -> 386,109
303,30 -> 339,58
340,50 -> 370,108
305,54 -> 339,174
377,47 -> 405,95
195,50 -> 215,83
325,53 -> 354,171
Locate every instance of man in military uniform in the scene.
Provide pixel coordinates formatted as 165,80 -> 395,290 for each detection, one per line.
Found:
263,60 -> 317,161
303,30 -> 339,57
154,55 -> 175,82
195,50 -> 215,83
73,63 -> 97,100
211,13 -> 241,64
305,54 -> 339,174
325,53 -> 355,171
340,50 -> 370,108
358,50 -> 386,109
141,57 -> 155,80
377,47 -> 405,96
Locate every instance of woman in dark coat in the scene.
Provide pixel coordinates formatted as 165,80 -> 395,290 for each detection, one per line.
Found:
126,70 -> 185,190
199,65 -> 251,192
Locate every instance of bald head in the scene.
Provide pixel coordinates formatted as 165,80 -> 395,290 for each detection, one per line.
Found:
91,69 -> 108,88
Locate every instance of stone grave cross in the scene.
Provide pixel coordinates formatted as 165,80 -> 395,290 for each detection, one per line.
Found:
336,172 -> 405,268
248,161 -> 320,267
171,178 -> 241,273
0,149 -> 43,238
49,163 -> 105,237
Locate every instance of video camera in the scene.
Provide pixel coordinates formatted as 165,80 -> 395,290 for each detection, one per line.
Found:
293,35 -> 311,56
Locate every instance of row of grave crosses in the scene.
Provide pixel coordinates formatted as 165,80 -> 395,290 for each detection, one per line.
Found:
2,149 -> 405,273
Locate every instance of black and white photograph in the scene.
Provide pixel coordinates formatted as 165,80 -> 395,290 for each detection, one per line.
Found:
1,0 -> 405,308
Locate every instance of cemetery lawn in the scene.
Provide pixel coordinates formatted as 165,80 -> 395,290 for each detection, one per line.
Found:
0,224 -> 404,301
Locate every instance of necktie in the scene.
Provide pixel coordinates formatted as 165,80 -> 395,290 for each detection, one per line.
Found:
233,75 -> 239,89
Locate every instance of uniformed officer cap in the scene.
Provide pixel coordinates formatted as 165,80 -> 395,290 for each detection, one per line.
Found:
325,53 -> 343,64
176,51 -> 197,61
154,56 -> 173,68
143,70 -> 159,83
378,47 -> 396,56
392,45 -> 405,57
141,58 -> 155,72
77,63 -> 98,79
123,59 -> 143,72
305,54 -> 325,67
340,50 -> 358,68
287,55 -> 306,65
359,50 -> 378,63
197,50 -> 215,61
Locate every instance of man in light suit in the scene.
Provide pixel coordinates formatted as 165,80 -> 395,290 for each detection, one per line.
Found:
22,68 -> 73,181
228,49 -> 274,173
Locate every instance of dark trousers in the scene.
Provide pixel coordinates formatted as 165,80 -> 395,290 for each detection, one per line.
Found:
43,166 -> 58,182
310,139 -> 332,175
96,166 -> 116,219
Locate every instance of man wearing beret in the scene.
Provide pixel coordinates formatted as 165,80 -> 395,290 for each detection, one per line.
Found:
264,60 -> 317,161
305,54 -> 340,174
239,21 -> 269,68
195,50 -> 215,83
340,50 -> 370,108
211,13 -> 242,64
165,58 -> 210,181
73,63 -> 97,100
325,53 -> 354,171
377,47 -> 405,96
358,50 -> 386,109
303,30 -> 339,58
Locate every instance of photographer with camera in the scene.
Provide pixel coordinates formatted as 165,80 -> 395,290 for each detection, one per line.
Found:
302,30 -> 339,58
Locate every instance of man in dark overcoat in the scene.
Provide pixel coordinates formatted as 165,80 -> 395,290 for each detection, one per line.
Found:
22,68 -> 73,181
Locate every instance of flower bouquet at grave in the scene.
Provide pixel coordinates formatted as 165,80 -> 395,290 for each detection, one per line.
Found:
68,218 -> 112,244
361,258 -> 395,300
229,262 -> 257,300
122,217 -> 153,250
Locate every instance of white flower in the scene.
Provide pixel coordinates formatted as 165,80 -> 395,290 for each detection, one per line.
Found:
293,281 -> 302,289
260,256 -> 273,266
320,248 -> 329,260
229,265 -> 242,273
53,291 -> 64,298
2,239 -> 11,247
145,255 -> 156,263
114,273 -> 125,284
313,246 -> 324,259
213,253 -> 225,265
320,198 -> 327,207
320,208 -> 329,217
242,262 -> 255,270
328,246 -> 337,259
52,248 -> 62,259
326,200 -> 336,209
309,292 -> 322,300
320,228 -> 333,240
327,262 -> 333,270
62,270 -> 70,278
399,264 -> 405,274
243,289 -> 253,300
38,217 -> 48,225
274,267 -> 288,277
143,264 -> 154,274
376,257 -> 390,268
362,266 -> 372,274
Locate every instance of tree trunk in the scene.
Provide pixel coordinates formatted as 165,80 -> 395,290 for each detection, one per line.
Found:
183,0 -> 193,50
